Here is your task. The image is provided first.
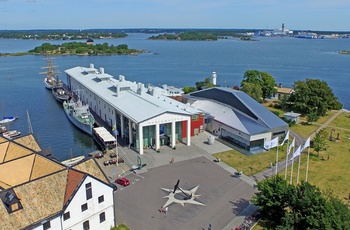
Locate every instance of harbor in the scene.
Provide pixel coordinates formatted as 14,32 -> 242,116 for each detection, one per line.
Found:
0,34 -> 349,161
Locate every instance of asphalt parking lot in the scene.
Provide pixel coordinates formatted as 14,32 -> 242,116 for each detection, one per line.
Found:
114,156 -> 257,230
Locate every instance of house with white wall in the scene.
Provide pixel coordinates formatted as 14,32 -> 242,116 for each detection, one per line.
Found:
0,134 -> 115,230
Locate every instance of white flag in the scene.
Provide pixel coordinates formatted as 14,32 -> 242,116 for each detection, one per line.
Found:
287,137 -> 295,156
301,137 -> 310,152
291,145 -> 301,160
280,130 -> 289,146
264,137 -> 279,150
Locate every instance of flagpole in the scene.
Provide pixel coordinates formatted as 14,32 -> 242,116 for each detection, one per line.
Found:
284,141 -> 290,179
276,137 -> 278,175
305,145 -> 310,181
296,153 -> 301,184
290,145 -> 295,184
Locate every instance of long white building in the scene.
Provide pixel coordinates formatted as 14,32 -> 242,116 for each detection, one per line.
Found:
65,64 -> 203,155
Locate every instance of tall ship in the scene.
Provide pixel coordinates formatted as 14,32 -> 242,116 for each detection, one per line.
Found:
52,77 -> 70,103
40,55 -> 58,90
63,95 -> 95,135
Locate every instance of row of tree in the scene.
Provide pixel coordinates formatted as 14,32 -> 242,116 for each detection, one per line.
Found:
240,70 -> 342,118
253,176 -> 350,229
28,42 -> 140,55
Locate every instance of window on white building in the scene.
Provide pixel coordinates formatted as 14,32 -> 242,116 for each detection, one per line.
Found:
86,182 -> 92,200
63,211 -> 70,221
98,195 -> 104,203
83,220 -> 90,230
99,212 -> 106,223
81,203 -> 88,212
43,221 -> 51,230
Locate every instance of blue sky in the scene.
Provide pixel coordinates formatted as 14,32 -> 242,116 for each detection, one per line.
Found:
1,0 -> 349,31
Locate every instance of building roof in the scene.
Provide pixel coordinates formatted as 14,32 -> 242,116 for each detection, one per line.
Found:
275,86 -> 294,94
65,65 -> 200,123
189,87 -> 288,134
0,135 -> 112,229
284,112 -> 301,117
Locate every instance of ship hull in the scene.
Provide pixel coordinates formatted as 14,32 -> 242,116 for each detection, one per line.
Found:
63,103 -> 93,136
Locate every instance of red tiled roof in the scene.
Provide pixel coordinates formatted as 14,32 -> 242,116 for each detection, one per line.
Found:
64,169 -> 85,204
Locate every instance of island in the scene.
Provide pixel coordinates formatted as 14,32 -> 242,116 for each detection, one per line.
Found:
339,50 -> 350,55
0,42 -> 145,56
148,31 -> 251,41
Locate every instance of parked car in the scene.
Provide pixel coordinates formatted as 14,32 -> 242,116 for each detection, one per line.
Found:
115,177 -> 130,187
103,160 -> 109,166
94,152 -> 104,159
110,153 -> 117,158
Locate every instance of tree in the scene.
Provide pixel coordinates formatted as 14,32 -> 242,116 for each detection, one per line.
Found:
260,72 -> 277,100
288,79 -> 342,117
253,176 -> 350,229
240,82 -> 263,103
241,70 -> 277,101
195,77 -> 214,90
253,175 -> 292,227
307,112 -> 319,124
183,86 -> 197,94
313,128 -> 328,156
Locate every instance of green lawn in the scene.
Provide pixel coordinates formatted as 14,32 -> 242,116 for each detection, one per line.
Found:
215,110 -> 350,202
111,224 -> 130,230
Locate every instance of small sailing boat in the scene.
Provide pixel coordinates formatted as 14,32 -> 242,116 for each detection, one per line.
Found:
0,101 -> 17,124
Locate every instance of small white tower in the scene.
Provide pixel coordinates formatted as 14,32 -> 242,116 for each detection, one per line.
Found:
212,71 -> 217,86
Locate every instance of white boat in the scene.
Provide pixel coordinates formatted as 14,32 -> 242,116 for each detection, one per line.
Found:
0,125 -> 6,133
0,116 -> 17,124
63,96 -> 95,135
40,55 -> 59,90
2,130 -> 21,139
61,156 -> 85,167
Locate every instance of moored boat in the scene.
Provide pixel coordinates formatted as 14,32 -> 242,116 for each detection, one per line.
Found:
0,116 -> 17,124
92,127 -> 117,150
61,156 -> 85,167
2,130 -> 21,139
0,125 -> 6,133
52,81 -> 70,103
40,55 -> 59,90
63,97 -> 95,135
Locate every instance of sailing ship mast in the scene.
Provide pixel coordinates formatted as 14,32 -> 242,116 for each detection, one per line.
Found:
27,110 -> 33,134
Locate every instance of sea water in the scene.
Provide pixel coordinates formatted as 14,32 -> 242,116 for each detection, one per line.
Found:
0,34 -> 349,160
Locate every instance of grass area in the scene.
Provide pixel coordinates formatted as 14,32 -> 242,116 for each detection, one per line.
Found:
215,109 -> 350,202
111,224 -> 130,230
282,127 -> 350,201
213,146 -> 287,176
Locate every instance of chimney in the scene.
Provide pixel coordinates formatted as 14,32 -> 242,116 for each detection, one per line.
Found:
116,84 -> 120,96
90,63 -> 94,69
99,67 -> 104,74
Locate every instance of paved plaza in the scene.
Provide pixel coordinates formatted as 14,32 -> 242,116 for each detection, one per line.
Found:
92,132 -> 259,229
114,156 -> 257,230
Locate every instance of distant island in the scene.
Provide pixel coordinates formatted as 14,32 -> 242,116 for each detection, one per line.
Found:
339,50 -> 350,55
148,31 -> 251,41
0,30 -> 127,40
0,42 -> 144,56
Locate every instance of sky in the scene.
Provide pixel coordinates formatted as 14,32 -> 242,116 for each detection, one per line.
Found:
0,0 -> 349,31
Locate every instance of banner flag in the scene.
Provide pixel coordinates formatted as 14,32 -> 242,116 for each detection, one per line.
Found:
301,137 -> 310,152
264,137 -> 279,150
287,137 -> 295,156
291,145 -> 301,160
281,130 -> 290,146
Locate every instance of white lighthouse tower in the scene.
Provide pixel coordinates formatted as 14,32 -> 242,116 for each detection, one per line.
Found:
212,71 -> 217,86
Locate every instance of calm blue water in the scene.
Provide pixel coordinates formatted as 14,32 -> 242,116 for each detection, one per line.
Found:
0,34 -> 349,160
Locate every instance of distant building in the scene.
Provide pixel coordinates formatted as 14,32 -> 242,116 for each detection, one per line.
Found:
0,134 -> 115,230
86,38 -> 94,45
184,87 -> 289,154
272,84 -> 294,100
65,64 -> 204,154
284,111 -> 301,122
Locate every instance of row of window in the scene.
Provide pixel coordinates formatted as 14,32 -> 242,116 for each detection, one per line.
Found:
44,211 -> 106,230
